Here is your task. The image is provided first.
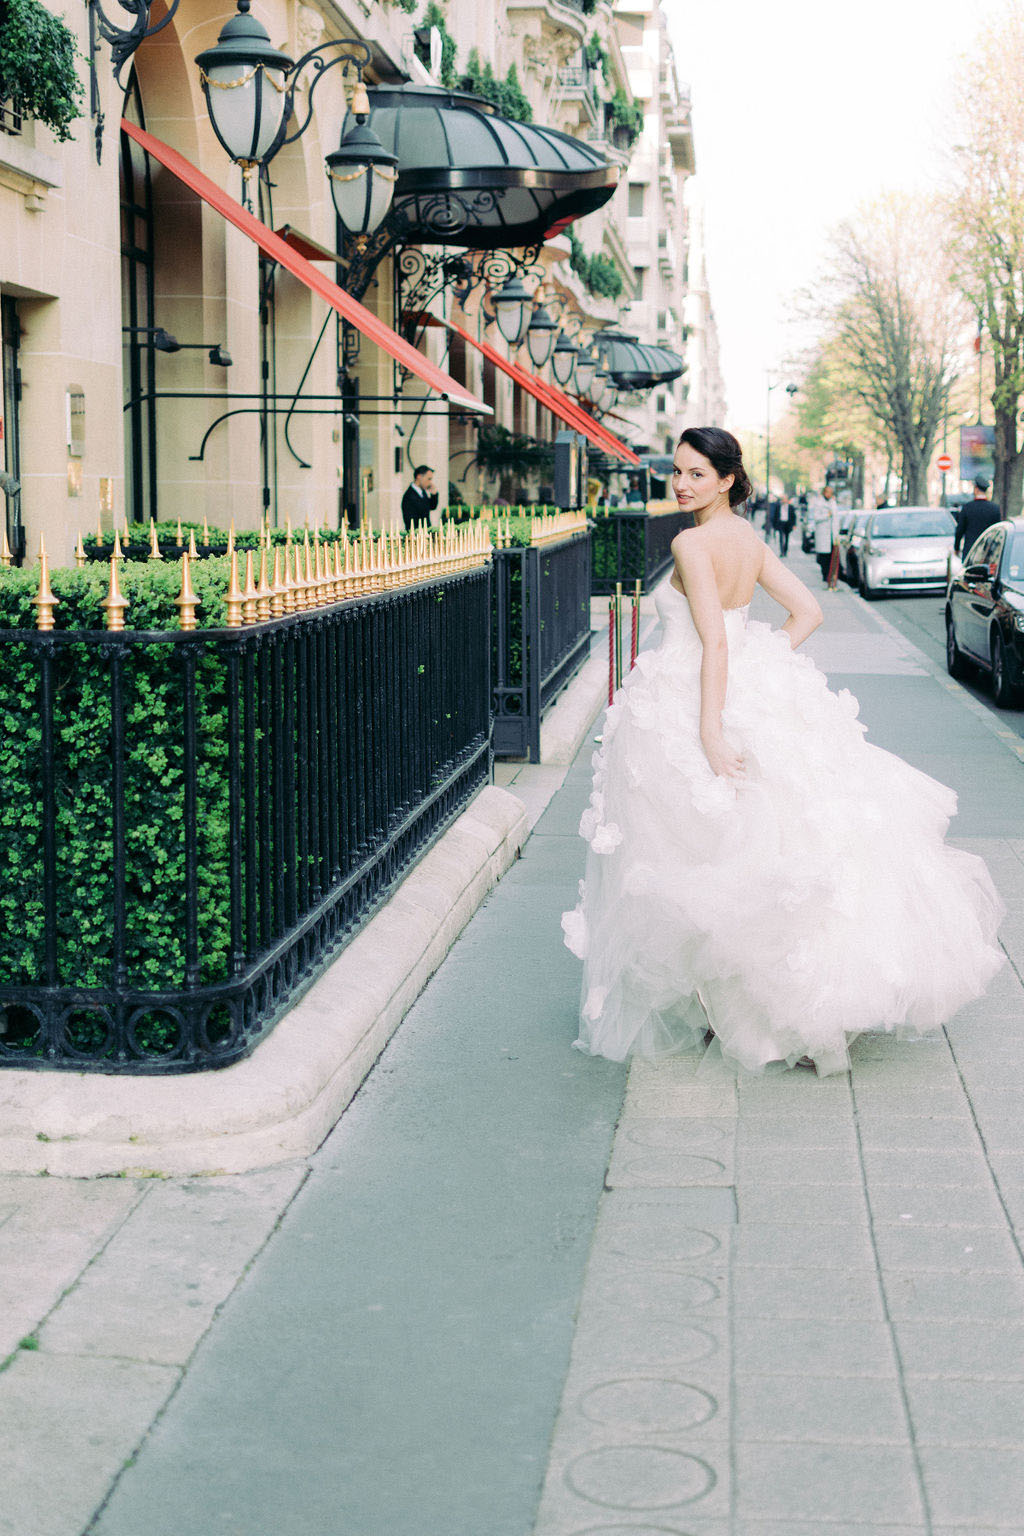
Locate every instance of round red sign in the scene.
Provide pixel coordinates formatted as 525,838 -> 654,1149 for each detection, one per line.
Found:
937,454 -> 953,472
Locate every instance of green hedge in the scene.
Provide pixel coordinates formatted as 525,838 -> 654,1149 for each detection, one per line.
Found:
0,564 -> 234,1003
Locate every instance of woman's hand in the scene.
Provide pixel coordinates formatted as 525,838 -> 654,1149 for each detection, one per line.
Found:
701,729 -> 745,781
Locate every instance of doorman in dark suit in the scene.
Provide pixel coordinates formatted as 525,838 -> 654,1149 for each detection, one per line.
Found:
401,465 -> 439,530
955,475 -> 1001,558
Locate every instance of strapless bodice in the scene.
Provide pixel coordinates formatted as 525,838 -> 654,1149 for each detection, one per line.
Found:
654,580 -> 750,647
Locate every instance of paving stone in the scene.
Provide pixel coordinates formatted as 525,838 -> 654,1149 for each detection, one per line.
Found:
732,1221 -> 875,1269
896,1320 -> 1024,1379
849,1084 -> 971,1116
737,1183 -> 869,1227
0,1177 -> 143,1362
904,1375 -> 1024,1446
735,1115 -> 860,1152
40,1167 -> 307,1367
734,1372 -> 908,1444
967,1114 -> 1024,1151
731,1266 -> 885,1321
873,1220 -> 1020,1271
884,1267 -> 1024,1322
0,1351 -> 177,1536
732,1318 -> 897,1378
918,1445 -> 1024,1524
734,1443 -> 924,1523
736,1525 -> 927,1536
854,1114 -> 982,1152
735,1147 -> 862,1185
859,1146 -> 992,1188
866,1181 -> 1008,1227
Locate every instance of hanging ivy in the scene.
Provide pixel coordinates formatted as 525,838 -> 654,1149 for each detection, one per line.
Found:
0,0 -> 84,142
608,85 -> 645,145
393,0 -> 419,13
457,50 -> 532,123
567,229 -> 624,301
584,35 -> 612,87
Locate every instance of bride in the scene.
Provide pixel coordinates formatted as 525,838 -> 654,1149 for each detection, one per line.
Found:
561,427 -> 1004,1076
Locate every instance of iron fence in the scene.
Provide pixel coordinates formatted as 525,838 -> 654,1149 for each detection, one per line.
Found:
493,530 -> 592,761
590,507 -> 692,596
0,567 -> 491,1072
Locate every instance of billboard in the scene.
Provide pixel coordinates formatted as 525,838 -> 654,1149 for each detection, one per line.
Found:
960,424 -> 995,483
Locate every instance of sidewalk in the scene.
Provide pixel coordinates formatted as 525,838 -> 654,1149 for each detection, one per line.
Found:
4,552 -> 1024,1535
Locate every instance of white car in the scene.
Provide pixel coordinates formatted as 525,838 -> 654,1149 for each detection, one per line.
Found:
858,507 -> 956,599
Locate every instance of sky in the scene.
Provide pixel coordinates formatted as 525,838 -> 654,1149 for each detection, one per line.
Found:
665,0 -> 1008,431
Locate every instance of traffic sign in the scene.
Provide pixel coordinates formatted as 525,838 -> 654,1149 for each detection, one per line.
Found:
937,453 -> 953,472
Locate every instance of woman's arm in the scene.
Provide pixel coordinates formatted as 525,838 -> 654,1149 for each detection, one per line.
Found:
758,544 -> 823,648
674,534 -> 744,781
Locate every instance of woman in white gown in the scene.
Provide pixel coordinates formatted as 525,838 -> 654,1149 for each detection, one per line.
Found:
561,428 -> 1004,1076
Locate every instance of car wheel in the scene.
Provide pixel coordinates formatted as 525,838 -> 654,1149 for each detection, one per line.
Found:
946,611 -> 969,680
992,631 -> 1021,707
859,568 -> 877,601
848,557 -> 859,588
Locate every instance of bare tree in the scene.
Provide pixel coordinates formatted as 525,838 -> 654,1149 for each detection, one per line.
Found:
812,194 -> 964,504
947,4 -> 1024,516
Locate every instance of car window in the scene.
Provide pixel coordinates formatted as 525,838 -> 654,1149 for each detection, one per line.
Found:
1004,531 -> 1024,590
870,510 -> 954,538
967,530 -> 993,567
986,528 -> 1006,575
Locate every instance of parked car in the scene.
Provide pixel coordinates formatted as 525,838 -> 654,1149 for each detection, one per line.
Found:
837,511 -> 870,585
945,518 -> 1024,707
857,507 -> 956,599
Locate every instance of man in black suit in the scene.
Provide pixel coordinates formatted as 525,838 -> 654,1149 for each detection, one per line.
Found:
955,475 -> 1001,559
401,465 -> 439,531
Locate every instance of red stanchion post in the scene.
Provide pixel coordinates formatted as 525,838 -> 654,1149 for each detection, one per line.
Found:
608,596 -> 616,704
630,579 -> 640,669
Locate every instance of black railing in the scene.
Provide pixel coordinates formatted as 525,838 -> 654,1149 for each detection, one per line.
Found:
0,568 -> 491,1073
591,507 -> 692,596
493,530 -> 592,761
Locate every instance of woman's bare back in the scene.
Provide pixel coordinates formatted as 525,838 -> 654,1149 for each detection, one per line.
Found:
669,515 -> 765,611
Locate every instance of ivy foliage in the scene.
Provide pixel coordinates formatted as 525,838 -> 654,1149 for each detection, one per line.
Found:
584,35 -> 612,86
0,563 -> 234,998
457,50 -> 532,124
0,0 -> 84,141
567,230 -> 624,300
609,85 -> 645,144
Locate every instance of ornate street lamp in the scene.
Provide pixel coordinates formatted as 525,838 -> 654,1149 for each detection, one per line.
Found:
551,329 -> 579,390
196,1 -> 397,231
525,303 -> 558,370
491,276 -> 533,349
574,342 -> 598,398
592,365 -> 614,412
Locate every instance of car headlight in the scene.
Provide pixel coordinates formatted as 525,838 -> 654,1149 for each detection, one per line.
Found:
1014,614 -> 1024,634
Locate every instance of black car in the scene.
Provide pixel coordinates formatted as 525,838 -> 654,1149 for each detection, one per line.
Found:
945,519 -> 1024,707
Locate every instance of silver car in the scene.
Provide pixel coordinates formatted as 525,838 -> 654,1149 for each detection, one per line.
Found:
858,507 -> 956,599
837,511 -> 870,585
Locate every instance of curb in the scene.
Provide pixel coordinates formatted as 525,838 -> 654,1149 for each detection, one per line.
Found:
0,786 -> 529,1177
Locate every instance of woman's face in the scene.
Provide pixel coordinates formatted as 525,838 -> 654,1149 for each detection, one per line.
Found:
672,442 -> 733,513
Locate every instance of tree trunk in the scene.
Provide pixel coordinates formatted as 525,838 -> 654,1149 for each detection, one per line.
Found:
994,404 -> 1024,517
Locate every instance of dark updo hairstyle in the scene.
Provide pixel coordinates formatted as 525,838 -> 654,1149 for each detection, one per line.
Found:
677,427 -> 752,508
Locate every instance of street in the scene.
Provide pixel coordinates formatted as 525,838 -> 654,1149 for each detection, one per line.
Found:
2,549 -> 1024,1534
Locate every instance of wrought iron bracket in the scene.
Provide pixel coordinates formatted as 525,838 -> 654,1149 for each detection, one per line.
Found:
85,0 -> 182,162
267,37 -> 373,165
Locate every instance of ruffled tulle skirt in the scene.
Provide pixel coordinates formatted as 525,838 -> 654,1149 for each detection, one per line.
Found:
561,609 -> 1005,1075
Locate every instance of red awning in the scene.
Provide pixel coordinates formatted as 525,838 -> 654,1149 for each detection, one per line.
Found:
440,319 -> 640,466
121,121 -> 489,415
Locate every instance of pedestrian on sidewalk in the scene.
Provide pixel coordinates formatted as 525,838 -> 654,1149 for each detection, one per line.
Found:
776,496 -> 795,557
810,484 -> 837,583
562,425 -> 1003,1076
401,464 -> 439,530
955,475 -> 1001,560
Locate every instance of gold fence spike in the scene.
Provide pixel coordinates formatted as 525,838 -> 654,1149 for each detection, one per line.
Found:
2,522 -> 16,566
242,549 -> 258,623
188,527 -> 199,559
175,517 -> 183,547
175,552 -> 198,631
303,541 -> 315,607
149,520 -> 163,560
224,548 -> 243,627
101,554 -> 128,632
112,528 -> 124,561
256,547 -> 272,620
269,547 -> 284,618
34,537 -> 59,631
74,532 -> 86,568
95,511 -> 104,542
202,514 -> 210,545
226,523 -> 235,557
281,545 -> 296,614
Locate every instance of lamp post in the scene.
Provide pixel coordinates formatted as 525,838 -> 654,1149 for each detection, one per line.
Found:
490,277 -> 534,349
196,0 -> 397,226
575,342 -> 598,398
525,303 -> 558,370
551,329 -> 579,390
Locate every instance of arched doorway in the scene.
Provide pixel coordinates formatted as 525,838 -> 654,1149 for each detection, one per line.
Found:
120,72 -> 157,525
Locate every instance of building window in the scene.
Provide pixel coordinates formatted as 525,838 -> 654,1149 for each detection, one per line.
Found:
628,183 -> 645,218
633,266 -> 645,298
0,100 -> 23,136
120,72 -> 158,526
657,310 -> 667,331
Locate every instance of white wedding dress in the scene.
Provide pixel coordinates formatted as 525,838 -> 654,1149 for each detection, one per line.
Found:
561,580 -> 1005,1075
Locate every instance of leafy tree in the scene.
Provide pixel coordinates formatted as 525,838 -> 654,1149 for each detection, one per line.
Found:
946,4 -> 1024,516
809,194 -> 963,504
0,0 -> 83,141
